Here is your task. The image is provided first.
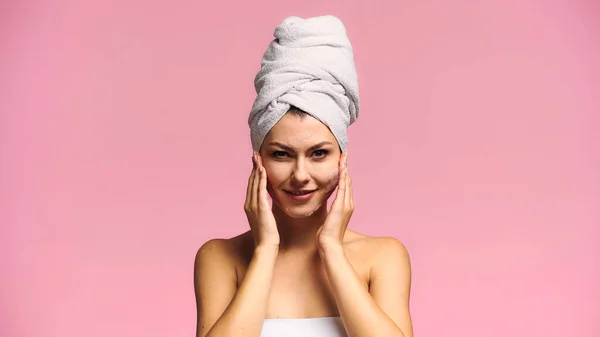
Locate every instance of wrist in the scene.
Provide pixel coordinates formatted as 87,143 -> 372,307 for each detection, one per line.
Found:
317,241 -> 345,256
254,243 -> 280,258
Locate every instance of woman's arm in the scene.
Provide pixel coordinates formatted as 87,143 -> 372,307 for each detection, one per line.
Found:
319,237 -> 413,337
195,153 -> 281,337
194,239 -> 279,337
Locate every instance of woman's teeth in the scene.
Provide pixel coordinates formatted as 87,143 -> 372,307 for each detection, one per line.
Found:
289,191 -> 312,195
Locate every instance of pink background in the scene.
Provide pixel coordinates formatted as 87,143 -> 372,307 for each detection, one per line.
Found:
1,0 -> 598,336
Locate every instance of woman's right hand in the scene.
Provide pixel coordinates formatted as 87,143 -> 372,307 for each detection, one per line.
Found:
244,152 -> 280,248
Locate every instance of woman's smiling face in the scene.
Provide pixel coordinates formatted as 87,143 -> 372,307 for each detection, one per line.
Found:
259,111 -> 341,218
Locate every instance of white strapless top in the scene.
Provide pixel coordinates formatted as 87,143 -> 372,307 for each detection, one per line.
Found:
260,317 -> 347,337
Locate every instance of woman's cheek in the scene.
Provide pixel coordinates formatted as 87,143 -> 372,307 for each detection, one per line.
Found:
321,168 -> 340,194
265,165 -> 287,184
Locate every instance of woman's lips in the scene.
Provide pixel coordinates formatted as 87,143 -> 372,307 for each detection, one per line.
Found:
284,190 -> 316,201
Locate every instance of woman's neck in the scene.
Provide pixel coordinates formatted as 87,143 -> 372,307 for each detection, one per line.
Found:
272,203 -> 328,251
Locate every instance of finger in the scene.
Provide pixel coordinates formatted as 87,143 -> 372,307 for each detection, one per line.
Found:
258,166 -> 269,209
256,151 -> 264,168
331,152 -> 344,210
332,167 -> 346,211
251,157 -> 260,208
338,153 -> 347,193
255,152 -> 268,208
343,153 -> 352,207
246,155 -> 257,209
345,169 -> 352,207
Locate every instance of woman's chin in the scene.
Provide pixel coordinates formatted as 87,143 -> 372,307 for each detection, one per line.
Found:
279,201 -> 324,218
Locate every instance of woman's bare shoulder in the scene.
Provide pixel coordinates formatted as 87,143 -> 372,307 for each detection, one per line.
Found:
344,231 -> 410,264
194,231 -> 254,271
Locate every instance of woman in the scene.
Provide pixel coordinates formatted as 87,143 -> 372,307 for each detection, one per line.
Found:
194,15 -> 413,337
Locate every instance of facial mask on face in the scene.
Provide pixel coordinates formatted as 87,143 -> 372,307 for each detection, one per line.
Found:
322,168 -> 340,194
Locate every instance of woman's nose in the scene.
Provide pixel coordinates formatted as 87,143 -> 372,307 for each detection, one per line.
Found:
290,159 -> 310,184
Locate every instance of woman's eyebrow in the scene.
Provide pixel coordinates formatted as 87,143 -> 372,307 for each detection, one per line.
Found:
268,141 -> 333,152
307,141 -> 333,151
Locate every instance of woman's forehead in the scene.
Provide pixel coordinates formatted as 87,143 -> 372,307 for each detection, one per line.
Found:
267,128 -> 336,148
270,114 -> 335,137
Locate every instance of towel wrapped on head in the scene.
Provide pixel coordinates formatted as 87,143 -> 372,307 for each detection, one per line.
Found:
248,15 -> 360,152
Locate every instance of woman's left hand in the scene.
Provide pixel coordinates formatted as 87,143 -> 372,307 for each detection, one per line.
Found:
317,152 -> 353,250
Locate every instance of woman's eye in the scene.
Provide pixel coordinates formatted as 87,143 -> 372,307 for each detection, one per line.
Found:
272,151 -> 288,158
313,150 -> 328,158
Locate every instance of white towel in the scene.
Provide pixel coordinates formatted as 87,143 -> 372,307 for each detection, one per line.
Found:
248,15 -> 360,152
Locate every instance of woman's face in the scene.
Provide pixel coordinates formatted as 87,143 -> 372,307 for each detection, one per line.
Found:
260,113 -> 341,218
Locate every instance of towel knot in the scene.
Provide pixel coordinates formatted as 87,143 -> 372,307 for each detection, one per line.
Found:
248,15 -> 360,152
